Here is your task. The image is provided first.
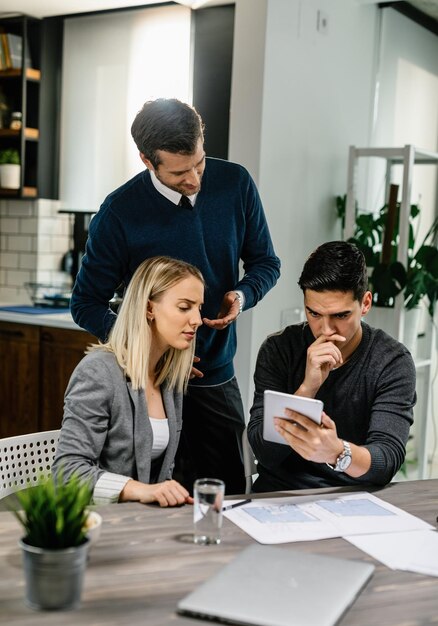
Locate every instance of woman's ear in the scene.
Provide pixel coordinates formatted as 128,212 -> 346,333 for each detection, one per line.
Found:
146,300 -> 155,321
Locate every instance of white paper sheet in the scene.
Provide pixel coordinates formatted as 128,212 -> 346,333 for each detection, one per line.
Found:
345,530 -> 438,576
223,492 -> 433,545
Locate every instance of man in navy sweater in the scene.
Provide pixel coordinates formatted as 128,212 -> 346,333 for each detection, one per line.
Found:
70,98 -> 280,495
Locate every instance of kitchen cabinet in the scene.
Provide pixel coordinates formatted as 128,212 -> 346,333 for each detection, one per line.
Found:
0,322 -> 39,437
0,321 -> 94,438
0,14 -> 62,199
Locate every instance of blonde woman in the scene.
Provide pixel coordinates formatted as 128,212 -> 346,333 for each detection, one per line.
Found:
53,256 -> 204,507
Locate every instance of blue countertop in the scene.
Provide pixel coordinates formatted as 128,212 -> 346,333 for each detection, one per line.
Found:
0,303 -> 81,330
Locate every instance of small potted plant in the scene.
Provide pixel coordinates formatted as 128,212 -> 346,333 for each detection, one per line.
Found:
0,147 -> 21,189
11,472 -> 93,610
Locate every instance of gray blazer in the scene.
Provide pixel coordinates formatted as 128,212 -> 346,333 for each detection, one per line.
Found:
53,350 -> 183,491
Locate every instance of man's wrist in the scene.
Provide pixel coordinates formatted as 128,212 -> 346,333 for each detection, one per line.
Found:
295,383 -> 317,398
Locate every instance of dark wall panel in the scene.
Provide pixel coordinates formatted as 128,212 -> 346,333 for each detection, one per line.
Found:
192,5 -> 235,160
38,16 -> 64,199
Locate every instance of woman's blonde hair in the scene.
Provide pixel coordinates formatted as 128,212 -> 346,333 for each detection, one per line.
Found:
90,256 -> 204,392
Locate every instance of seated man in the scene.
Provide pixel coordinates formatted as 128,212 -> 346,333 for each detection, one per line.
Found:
247,241 -> 416,492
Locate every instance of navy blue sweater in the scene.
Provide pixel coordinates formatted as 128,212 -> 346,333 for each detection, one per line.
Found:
71,157 -> 281,385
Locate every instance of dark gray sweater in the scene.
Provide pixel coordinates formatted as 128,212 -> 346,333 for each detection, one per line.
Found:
247,322 -> 416,492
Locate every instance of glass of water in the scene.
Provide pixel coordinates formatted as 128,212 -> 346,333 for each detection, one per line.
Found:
193,478 -> 225,545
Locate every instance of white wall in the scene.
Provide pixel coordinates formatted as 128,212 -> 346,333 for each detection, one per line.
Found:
364,8 -> 438,227
230,1 -> 438,480
231,0 -> 379,414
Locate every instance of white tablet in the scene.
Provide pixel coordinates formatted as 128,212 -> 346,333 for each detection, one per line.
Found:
263,390 -> 324,445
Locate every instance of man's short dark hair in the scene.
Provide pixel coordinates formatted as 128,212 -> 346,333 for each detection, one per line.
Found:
298,241 -> 368,302
131,98 -> 204,169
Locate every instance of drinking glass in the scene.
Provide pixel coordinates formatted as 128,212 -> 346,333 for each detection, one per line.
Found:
193,478 -> 225,545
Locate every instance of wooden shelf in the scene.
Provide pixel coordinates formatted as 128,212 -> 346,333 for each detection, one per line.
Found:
0,186 -> 37,198
25,127 -> 38,140
0,68 -> 41,81
23,186 -> 37,197
0,127 -> 39,139
0,14 -> 62,199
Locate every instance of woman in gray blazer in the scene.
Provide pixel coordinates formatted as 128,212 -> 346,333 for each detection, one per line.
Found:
53,256 -> 204,507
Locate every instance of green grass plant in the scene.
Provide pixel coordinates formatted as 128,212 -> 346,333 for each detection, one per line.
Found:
11,473 -> 93,550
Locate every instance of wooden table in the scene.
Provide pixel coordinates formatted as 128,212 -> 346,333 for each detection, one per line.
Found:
1,479 -> 438,625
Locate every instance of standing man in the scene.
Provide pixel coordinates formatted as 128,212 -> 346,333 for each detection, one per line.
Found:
248,241 -> 416,492
70,98 -> 280,494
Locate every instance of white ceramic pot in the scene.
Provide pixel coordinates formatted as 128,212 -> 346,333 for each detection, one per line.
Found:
0,163 -> 20,189
403,306 -> 422,360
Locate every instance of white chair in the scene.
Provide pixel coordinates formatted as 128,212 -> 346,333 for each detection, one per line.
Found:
242,426 -> 258,494
0,430 -> 60,500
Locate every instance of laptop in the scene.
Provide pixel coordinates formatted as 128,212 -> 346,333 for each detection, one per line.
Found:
177,544 -> 374,626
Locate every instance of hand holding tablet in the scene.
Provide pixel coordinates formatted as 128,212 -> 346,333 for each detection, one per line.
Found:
263,390 -> 324,445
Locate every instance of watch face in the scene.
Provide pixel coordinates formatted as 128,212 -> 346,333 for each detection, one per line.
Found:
338,454 -> 352,471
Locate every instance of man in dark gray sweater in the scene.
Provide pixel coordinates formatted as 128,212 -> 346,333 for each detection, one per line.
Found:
247,241 -> 416,492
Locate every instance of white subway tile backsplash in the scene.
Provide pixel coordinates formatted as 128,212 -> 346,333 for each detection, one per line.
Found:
19,253 -> 38,270
37,198 -> 62,218
52,270 -> 72,287
6,269 -> 33,287
36,234 -> 51,250
0,252 -> 19,268
1,218 -> 20,234
37,217 -> 57,236
0,286 -> 23,301
51,236 -> 71,254
51,217 -> 70,238
38,253 -> 61,271
35,270 -> 57,284
6,235 -> 33,253
0,199 -> 72,298
20,217 -> 38,235
5,201 -> 35,218
36,269 -> 71,288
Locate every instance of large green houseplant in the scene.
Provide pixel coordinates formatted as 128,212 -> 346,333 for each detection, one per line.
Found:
11,472 -> 93,610
336,193 -> 438,319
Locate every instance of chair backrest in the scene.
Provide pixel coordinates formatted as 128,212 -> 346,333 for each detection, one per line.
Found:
242,426 -> 258,494
0,430 -> 60,500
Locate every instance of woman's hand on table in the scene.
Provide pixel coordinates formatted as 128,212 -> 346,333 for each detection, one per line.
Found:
120,479 -> 193,507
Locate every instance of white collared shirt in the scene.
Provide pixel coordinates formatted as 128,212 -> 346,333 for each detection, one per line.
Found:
149,169 -> 197,207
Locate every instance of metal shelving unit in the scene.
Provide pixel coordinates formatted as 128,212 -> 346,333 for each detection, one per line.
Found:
345,144 -> 438,479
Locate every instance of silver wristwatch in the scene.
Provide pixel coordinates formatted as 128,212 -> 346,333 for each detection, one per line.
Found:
234,291 -> 243,316
326,440 -> 352,472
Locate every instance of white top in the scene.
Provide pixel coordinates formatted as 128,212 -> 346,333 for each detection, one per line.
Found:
93,417 -> 170,505
149,417 -> 170,460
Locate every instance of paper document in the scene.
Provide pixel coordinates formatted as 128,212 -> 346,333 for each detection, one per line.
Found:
346,530 -> 438,576
223,492 -> 433,544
